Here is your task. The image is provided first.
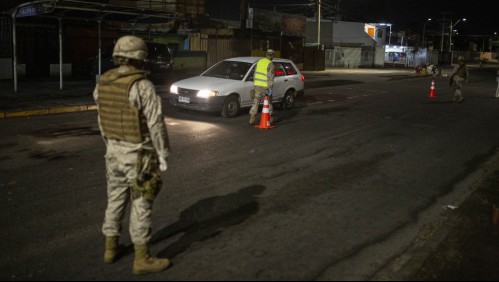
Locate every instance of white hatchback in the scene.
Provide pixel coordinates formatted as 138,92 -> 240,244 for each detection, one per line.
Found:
169,57 -> 305,118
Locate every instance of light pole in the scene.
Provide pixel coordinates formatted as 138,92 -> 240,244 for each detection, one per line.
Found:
449,18 -> 466,52
316,0 -> 321,49
388,23 -> 392,45
422,18 -> 431,47
440,19 -> 446,52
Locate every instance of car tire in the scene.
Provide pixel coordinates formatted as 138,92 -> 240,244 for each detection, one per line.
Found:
221,95 -> 241,118
280,90 -> 295,110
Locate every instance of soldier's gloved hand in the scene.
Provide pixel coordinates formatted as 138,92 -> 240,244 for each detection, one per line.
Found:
159,157 -> 168,171
268,89 -> 273,97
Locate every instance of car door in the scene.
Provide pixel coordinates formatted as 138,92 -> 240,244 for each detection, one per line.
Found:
281,61 -> 302,91
272,62 -> 288,100
241,63 -> 257,108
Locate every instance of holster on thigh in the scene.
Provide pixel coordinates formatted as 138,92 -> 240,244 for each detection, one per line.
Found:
133,152 -> 162,201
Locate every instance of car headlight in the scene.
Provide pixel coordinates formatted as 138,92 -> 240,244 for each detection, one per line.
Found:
170,85 -> 178,94
197,90 -> 218,98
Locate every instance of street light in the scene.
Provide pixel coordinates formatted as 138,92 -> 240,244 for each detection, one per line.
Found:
449,18 -> 466,52
422,18 -> 431,47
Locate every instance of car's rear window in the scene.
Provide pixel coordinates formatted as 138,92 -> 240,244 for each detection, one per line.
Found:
282,62 -> 298,75
273,62 -> 298,76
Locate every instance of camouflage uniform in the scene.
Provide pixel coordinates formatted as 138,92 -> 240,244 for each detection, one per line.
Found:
95,35 -> 171,275
94,65 -> 169,245
450,57 -> 469,103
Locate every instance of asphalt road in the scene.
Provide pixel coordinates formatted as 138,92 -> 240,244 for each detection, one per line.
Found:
1,66 -> 499,280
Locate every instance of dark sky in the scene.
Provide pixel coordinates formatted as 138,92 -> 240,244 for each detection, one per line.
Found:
205,0 -> 497,36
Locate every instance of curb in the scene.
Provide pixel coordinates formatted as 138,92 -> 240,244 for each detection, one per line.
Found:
371,148 -> 499,281
0,104 -> 97,119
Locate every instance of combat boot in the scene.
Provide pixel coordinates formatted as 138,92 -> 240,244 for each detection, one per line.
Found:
103,236 -> 120,264
249,114 -> 256,125
132,244 -> 170,275
457,94 -> 464,103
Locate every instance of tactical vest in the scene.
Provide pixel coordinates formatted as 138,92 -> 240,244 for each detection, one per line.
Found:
254,58 -> 271,88
97,68 -> 150,143
456,65 -> 467,78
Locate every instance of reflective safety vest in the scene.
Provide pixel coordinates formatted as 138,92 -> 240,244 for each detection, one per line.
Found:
97,68 -> 150,143
254,58 -> 271,88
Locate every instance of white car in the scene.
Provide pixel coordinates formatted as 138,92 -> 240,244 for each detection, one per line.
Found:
169,57 -> 305,118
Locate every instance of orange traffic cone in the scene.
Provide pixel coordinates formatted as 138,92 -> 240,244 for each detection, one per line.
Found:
255,95 -> 276,129
428,79 -> 437,99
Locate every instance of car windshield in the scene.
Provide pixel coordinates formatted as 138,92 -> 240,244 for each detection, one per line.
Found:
202,60 -> 253,80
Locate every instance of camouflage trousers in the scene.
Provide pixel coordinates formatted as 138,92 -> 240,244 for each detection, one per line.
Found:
101,143 -> 159,245
249,86 -> 273,116
452,76 -> 465,99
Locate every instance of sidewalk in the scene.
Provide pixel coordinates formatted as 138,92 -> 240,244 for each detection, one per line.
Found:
0,78 -> 97,118
374,151 -> 499,281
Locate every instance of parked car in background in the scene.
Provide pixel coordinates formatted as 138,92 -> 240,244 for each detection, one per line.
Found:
87,42 -> 173,77
169,57 -> 305,118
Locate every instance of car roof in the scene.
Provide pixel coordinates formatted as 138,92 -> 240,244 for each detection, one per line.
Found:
224,57 -> 295,64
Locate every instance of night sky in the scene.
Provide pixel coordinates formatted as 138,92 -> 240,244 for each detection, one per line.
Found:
205,0 -> 497,36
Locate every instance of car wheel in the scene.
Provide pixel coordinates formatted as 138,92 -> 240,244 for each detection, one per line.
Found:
280,90 -> 295,110
221,95 -> 241,118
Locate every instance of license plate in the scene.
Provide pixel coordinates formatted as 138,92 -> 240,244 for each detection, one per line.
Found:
179,96 -> 190,103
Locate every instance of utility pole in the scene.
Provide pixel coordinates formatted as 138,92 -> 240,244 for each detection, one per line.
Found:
449,18 -> 466,52
439,12 -> 451,52
316,0 -> 321,49
240,0 -> 248,29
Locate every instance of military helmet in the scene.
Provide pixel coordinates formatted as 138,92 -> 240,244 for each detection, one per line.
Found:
112,35 -> 148,60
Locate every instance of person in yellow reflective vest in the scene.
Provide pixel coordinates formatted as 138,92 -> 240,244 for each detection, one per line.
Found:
250,49 -> 275,125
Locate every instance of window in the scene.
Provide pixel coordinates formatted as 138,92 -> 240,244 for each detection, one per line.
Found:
377,29 -> 383,39
282,62 -> 297,75
274,63 -> 286,77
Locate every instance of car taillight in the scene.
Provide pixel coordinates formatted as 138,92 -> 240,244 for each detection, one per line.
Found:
301,74 -> 305,82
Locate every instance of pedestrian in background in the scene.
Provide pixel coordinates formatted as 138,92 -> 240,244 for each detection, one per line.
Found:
250,49 -> 276,125
93,35 -> 171,275
450,56 -> 469,103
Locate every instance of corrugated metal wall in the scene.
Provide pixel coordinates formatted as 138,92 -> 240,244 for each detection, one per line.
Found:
189,34 -> 251,67
206,38 -> 251,66
303,47 -> 325,70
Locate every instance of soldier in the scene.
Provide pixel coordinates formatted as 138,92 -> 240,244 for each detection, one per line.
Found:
93,35 -> 171,275
450,56 -> 469,103
250,49 -> 276,125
